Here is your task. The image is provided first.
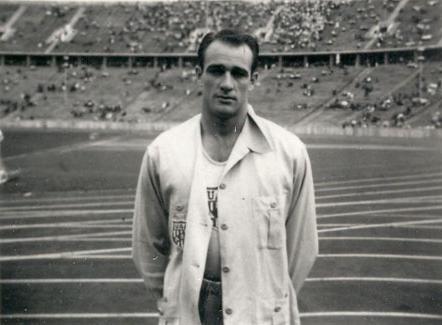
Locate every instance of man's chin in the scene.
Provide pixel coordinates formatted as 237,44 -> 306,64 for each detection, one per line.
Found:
211,104 -> 239,118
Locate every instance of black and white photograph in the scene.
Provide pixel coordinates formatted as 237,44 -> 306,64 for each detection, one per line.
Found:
0,0 -> 441,324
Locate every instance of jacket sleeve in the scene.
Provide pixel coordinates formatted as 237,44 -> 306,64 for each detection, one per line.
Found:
286,144 -> 318,293
132,146 -> 170,300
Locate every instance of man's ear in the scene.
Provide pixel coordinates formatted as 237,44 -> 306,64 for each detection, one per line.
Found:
249,71 -> 259,90
195,66 -> 203,79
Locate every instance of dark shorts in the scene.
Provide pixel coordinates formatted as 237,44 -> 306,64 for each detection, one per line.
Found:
198,278 -> 223,325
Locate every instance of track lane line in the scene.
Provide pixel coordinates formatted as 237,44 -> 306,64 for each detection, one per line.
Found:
318,218 -> 442,233
318,205 -> 442,219
0,230 -> 131,244
1,311 -> 442,320
0,200 -> 134,212
0,209 -> 133,220
0,219 -> 132,230
317,194 -> 442,208
319,236 -> 442,244
315,171 -> 442,187
306,277 -> 442,285
2,277 -> 441,285
316,178 -> 442,192
300,311 -> 442,320
317,185 -> 442,200
0,247 -> 131,261
318,253 -> 442,261
0,313 -> 159,319
0,194 -> 135,206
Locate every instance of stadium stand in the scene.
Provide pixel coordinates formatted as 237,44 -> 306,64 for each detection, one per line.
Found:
1,0 -> 442,53
0,0 -> 441,129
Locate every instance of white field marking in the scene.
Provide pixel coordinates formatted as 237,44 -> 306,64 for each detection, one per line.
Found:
4,311 -> 440,320
316,185 -> 442,200
317,194 -> 442,208
318,253 -> 442,261
0,189 -> 135,205
4,135 -> 125,162
319,236 -> 442,244
0,224 -> 131,230
300,311 -> 442,320
396,225 -> 442,230
316,178 -> 442,193
317,224 -> 361,228
318,205 -> 442,219
0,209 -> 133,220
73,255 -> 131,259
307,143 -> 437,151
0,218 -> 132,231
0,194 -> 135,207
0,313 -> 158,319
0,200 -> 133,212
0,278 -> 144,284
0,247 -> 131,262
306,277 -> 442,285
315,171 -> 442,187
318,218 -> 442,233
62,238 -> 131,242
4,238 -> 131,243
0,230 -> 131,244
3,277 -> 441,285
83,143 -> 146,151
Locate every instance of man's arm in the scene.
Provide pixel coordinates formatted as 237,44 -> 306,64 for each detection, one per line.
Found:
286,144 -> 318,293
132,147 -> 170,300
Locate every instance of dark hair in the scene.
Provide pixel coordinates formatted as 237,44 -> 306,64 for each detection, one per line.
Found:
197,29 -> 259,74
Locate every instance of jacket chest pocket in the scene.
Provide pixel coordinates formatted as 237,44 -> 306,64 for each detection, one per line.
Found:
253,196 -> 285,249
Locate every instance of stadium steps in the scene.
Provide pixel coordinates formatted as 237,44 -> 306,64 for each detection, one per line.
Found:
45,7 -> 85,54
406,98 -> 442,127
364,0 -> 410,49
294,68 -> 373,126
0,5 -> 27,41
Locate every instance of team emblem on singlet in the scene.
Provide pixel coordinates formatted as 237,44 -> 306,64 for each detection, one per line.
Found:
207,186 -> 218,228
172,221 -> 186,248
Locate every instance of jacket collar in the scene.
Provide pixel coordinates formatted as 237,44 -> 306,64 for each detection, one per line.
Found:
243,104 -> 272,154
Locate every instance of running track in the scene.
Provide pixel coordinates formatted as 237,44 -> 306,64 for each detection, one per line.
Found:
0,130 -> 441,325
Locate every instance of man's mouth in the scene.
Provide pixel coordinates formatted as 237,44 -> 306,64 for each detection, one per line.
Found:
216,95 -> 236,103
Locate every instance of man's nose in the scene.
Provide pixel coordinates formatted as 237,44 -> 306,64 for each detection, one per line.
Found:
220,72 -> 234,92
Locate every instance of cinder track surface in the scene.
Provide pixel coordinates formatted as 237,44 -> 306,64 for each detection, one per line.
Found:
1,129 -> 441,325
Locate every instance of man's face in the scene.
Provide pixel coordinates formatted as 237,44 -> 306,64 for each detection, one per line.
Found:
198,40 -> 257,119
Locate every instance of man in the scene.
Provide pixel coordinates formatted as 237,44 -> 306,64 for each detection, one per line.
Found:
132,29 -> 318,325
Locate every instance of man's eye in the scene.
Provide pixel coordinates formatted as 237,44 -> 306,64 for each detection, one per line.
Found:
232,69 -> 248,79
207,67 -> 225,76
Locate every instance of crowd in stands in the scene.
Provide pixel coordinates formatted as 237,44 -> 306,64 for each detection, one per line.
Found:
1,61 -> 441,128
1,0 -> 441,53
341,69 -> 442,128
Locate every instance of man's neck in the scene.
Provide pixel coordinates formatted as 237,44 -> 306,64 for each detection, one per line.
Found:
201,110 -> 247,139
200,109 -> 248,162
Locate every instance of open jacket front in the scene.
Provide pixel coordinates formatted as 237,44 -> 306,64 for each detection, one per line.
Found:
132,106 -> 318,325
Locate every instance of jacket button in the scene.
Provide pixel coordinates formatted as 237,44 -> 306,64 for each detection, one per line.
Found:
274,306 -> 281,312
270,202 -> 277,208
219,183 -> 226,190
225,308 -> 233,315
221,224 -> 228,231
222,266 -> 230,273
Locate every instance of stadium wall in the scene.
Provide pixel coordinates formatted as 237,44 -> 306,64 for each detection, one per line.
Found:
0,45 -> 441,69
1,118 -> 442,139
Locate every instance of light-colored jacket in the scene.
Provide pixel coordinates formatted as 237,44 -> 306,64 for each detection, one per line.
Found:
132,106 -> 318,325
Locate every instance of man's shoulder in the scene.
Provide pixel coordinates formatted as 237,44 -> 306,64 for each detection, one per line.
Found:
149,114 -> 200,150
254,114 -> 306,152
